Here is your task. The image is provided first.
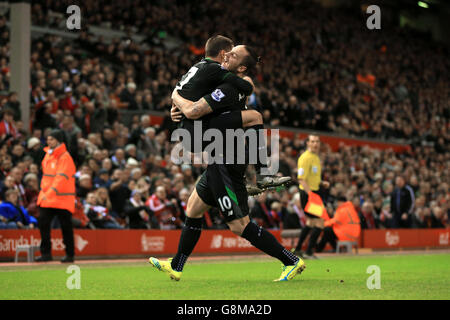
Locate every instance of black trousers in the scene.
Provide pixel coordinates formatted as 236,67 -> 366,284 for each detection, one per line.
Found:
38,207 -> 75,257
295,189 -> 326,254
316,227 -> 337,253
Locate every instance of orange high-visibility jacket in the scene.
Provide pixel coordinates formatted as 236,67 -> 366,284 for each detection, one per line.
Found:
324,201 -> 361,241
37,143 -> 76,213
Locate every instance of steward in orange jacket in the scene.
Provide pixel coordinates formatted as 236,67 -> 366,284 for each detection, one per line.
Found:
37,142 -> 76,213
36,130 -> 76,263
325,200 -> 361,241
316,196 -> 361,252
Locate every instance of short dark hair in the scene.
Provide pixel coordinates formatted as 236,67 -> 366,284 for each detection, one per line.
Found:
205,35 -> 233,57
3,108 -> 14,116
241,45 -> 260,76
307,134 -> 320,142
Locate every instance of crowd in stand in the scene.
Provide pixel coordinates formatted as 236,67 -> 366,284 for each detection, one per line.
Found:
29,0 -> 450,144
0,1 -> 448,230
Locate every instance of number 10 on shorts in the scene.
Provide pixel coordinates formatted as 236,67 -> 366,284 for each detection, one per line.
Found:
218,196 -> 233,216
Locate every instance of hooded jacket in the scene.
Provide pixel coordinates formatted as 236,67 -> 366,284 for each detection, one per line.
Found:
37,143 -> 76,213
325,201 -> 361,241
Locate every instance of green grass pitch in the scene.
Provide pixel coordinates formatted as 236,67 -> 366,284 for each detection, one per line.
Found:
0,253 -> 449,300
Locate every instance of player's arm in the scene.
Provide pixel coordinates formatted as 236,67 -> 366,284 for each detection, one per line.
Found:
299,179 -> 311,194
210,64 -> 253,96
171,89 -> 213,120
223,72 -> 253,96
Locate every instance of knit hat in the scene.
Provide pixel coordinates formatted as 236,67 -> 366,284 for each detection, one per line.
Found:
27,137 -> 40,149
48,129 -> 65,143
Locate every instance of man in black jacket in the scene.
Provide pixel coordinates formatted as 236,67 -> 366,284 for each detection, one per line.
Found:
390,175 -> 415,228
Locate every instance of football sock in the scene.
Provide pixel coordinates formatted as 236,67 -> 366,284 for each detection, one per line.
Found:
248,124 -> 268,174
171,217 -> 203,272
242,222 -> 299,266
295,225 -> 311,251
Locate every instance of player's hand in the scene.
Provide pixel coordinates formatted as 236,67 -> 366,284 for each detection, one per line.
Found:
171,104 -> 183,122
321,181 -> 330,189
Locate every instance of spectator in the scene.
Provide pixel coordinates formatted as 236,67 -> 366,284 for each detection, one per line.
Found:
359,201 -> 379,229
139,127 -> 159,156
27,137 -> 45,165
93,168 -> 110,189
83,192 -> 123,229
4,92 -> 21,122
124,189 -> 155,229
111,148 -> 126,169
0,174 -> 15,200
411,195 -> 430,228
23,172 -> 39,219
95,186 -> 117,219
390,175 -> 415,228
77,173 -> 93,199
59,87 -> 78,113
108,168 -> 131,218
0,211 -> 17,229
33,102 -> 57,131
11,143 -> 25,165
119,82 -> 138,110
430,206 -> 447,229
9,167 -> 26,207
0,189 -> 37,229
146,186 -> 182,230
0,109 -> 18,139
72,197 -> 91,229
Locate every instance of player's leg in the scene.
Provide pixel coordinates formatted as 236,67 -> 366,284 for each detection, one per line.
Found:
242,109 -> 292,191
208,110 -> 291,194
228,215 -> 306,282
229,215 -> 300,266
149,172 -> 212,280
209,164 -> 305,281
170,187 -> 211,272
241,109 -> 263,128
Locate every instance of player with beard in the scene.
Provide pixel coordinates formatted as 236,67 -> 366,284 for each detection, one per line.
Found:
149,45 -> 305,282
171,35 -> 290,192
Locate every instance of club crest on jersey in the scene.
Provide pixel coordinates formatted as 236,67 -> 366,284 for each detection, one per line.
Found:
211,89 -> 225,102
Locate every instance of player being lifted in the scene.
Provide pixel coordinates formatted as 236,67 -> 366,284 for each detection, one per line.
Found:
149,44 -> 305,282
170,35 -> 291,193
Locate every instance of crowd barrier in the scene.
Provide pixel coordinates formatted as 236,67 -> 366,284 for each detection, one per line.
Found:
0,228 -> 448,259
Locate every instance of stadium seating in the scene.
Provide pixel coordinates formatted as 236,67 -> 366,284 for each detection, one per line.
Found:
0,0 -> 447,233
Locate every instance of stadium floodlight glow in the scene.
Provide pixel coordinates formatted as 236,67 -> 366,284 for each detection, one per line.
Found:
417,1 -> 429,8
